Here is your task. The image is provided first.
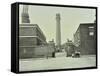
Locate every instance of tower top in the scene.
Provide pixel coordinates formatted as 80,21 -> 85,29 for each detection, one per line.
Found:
56,13 -> 60,20
22,5 -> 28,13
21,5 -> 30,23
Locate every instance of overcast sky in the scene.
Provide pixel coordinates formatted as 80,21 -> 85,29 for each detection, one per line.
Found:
19,5 -> 96,44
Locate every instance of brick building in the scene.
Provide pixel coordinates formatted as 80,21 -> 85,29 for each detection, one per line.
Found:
74,23 -> 96,55
19,24 -> 47,58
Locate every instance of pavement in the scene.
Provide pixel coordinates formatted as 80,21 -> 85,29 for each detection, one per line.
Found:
19,55 -> 96,71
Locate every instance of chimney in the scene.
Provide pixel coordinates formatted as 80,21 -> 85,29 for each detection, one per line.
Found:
21,5 -> 30,23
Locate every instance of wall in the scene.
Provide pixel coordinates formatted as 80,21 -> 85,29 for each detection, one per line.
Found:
80,23 -> 96,55
19,46 -> 55,58
19,47 -> 35,58
74,23 -> 96,55
19,27 -> 37,36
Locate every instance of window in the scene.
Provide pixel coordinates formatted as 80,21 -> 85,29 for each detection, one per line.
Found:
89,32 -> 94,36
88,26 -> 94,36
88,26 -> 94,29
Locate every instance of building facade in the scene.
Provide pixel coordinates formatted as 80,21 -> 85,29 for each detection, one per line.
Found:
19,24 -> 47,58
74,23 -> 96,55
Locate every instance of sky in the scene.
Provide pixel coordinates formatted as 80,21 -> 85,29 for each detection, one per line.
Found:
19,4 -> 96,44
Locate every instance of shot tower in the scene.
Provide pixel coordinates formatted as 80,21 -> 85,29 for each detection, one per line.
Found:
56,13 -> 61,51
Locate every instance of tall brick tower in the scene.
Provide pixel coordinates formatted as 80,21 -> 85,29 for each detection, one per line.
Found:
56,13 -> 61,51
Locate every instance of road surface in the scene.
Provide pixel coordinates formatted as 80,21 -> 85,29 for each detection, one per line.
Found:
19,55 -> 96,71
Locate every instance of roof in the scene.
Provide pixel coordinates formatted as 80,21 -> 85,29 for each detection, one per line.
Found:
19,23 -> 46,40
